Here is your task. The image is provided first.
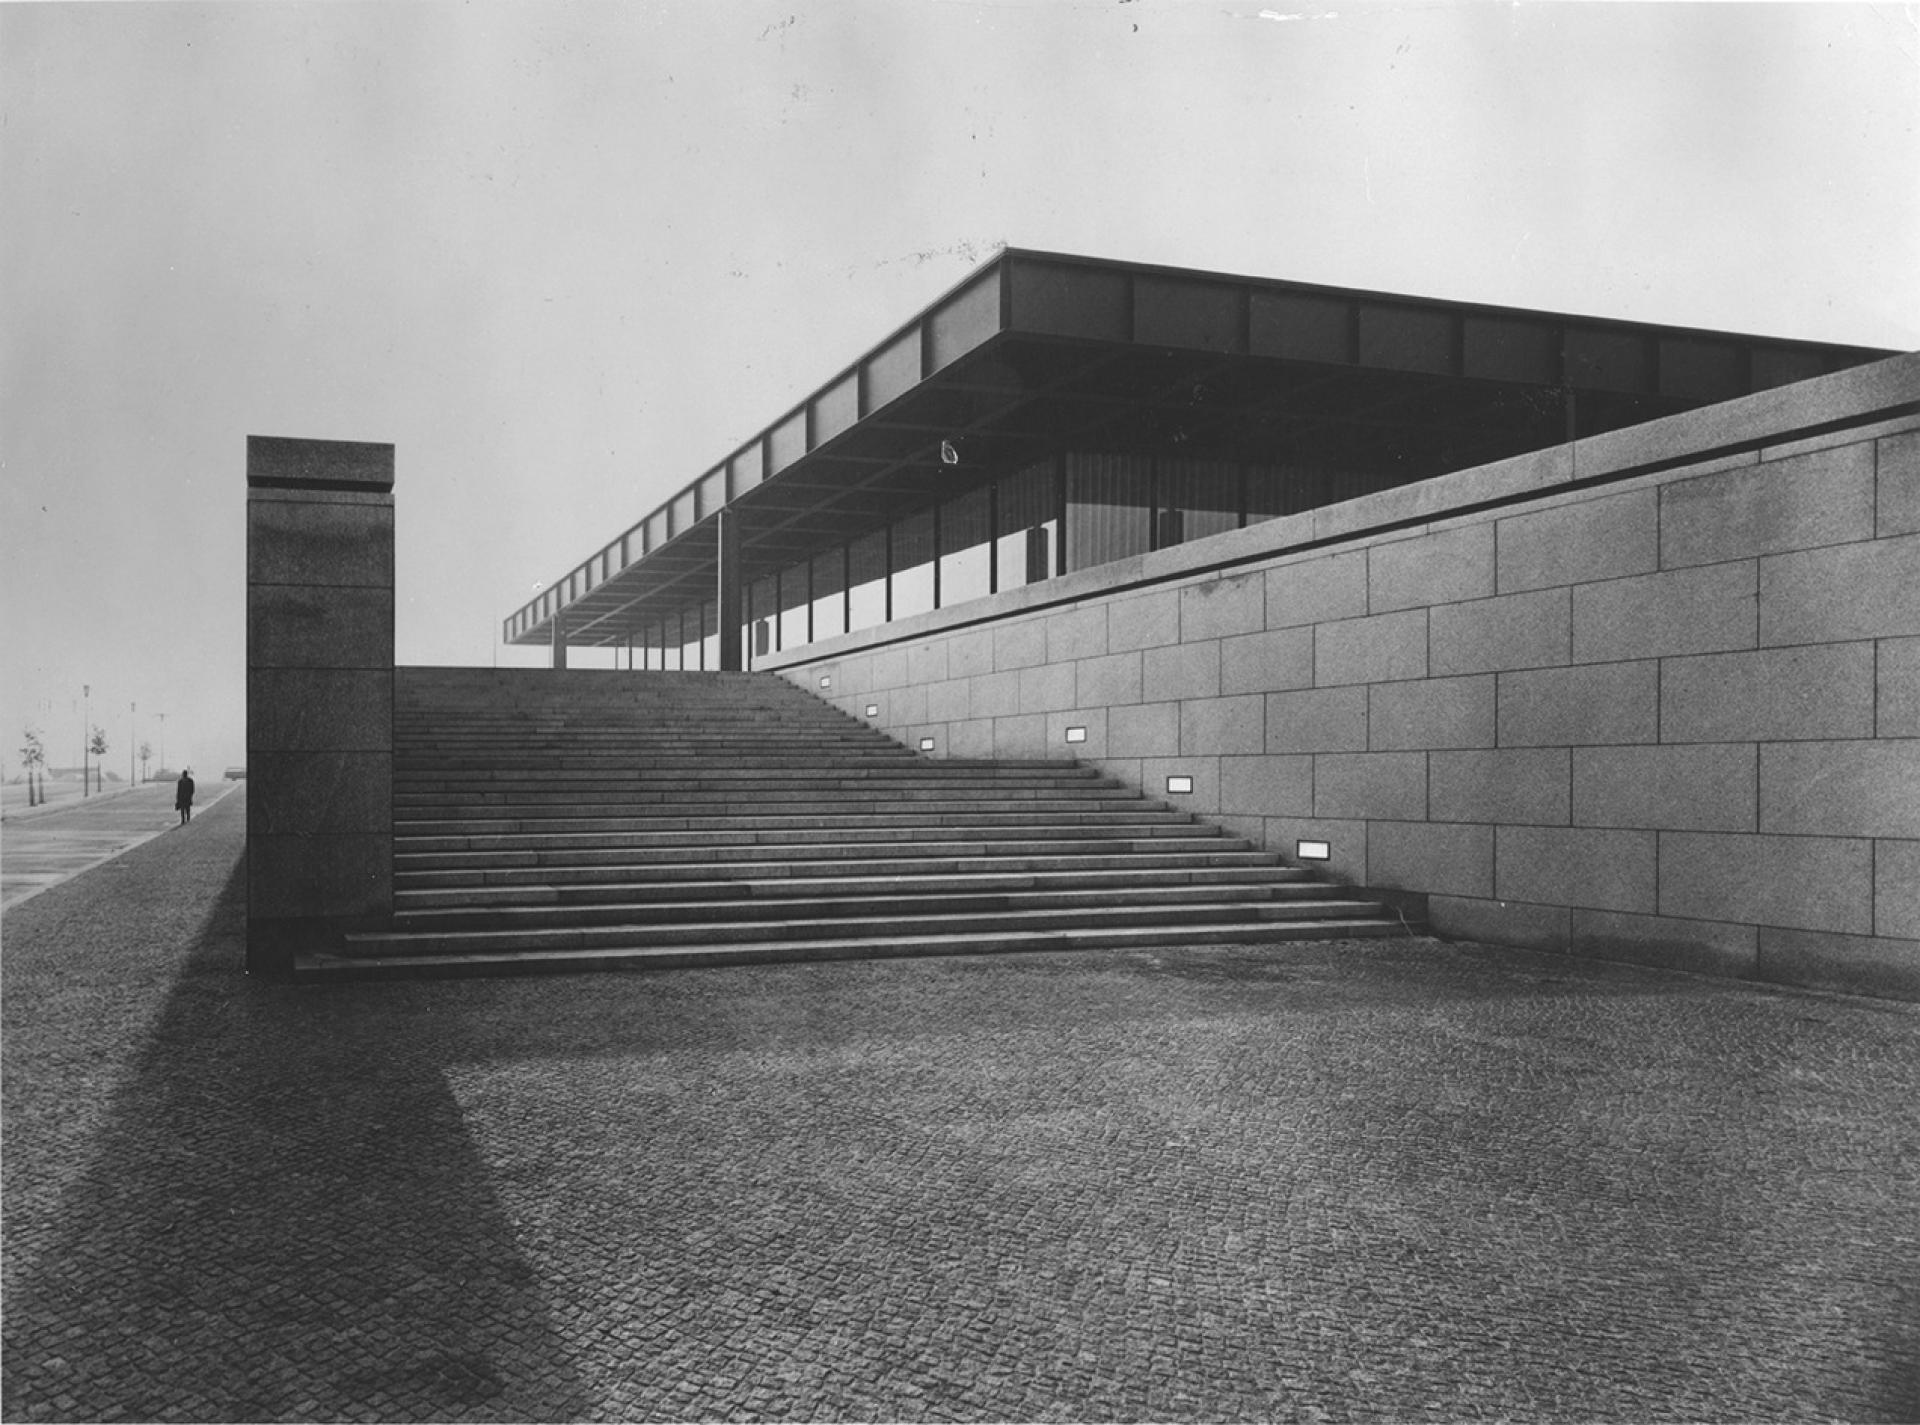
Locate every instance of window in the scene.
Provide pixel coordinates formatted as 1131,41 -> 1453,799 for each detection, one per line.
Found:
849,528 -> 888,630
699,600 -> 718,670
680,603 -> 705,670
938,486 -> 992,607
779,562 -> 811,651
812,547 -> 847,642
1158,457 -> 1240,546
749,576 -> 779,661
891,509 -> 936,619
995,460 -> 1058,590
1066,452 -> 1151,572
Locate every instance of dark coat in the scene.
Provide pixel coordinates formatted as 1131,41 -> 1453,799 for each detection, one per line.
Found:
175,774 -> 195,810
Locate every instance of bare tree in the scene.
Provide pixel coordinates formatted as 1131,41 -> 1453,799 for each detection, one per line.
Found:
88,726 -> 108,791
139,741 -> 153,783
20,728 -> 46,806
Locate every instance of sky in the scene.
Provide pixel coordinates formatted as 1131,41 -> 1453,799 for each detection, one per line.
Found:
4,0 -> 1917,778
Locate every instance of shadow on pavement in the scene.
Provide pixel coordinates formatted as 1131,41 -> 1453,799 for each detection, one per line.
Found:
5,792 -> 1916,1422
1,835 -> 598,1422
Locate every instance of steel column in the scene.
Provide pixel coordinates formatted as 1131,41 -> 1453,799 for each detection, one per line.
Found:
717,508 -> 743,671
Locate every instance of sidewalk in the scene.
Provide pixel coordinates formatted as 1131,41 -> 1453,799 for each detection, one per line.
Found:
1,779 -> 143,821
0,781 -> 236,910
3,790 -> 1917,1422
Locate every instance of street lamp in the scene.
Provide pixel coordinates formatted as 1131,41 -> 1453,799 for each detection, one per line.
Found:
130,702 -> 137,787
157,713 -> 166,778
82,684 -> 90,798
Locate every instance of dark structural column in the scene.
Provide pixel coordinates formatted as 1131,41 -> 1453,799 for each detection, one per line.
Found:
551,614 -> 567,670
246,435 -> 394,978
716,507 -> 743,671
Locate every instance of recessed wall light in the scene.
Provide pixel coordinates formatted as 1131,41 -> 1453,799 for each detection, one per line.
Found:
819,675 -> 832,689
1166,774 -> 1194,794
1065,726 -> 1087,744
919,737 -> 936,752
866,704 -> 880,717
1296,839 -> 1331,861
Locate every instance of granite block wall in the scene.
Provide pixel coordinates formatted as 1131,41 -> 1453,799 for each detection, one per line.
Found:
774,357 -> 1920,1000
246,436 -> 395,975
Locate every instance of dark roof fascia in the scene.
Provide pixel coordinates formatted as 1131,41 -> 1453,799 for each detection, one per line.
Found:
505,251 -> 1018,645
997,246 -> 1896,355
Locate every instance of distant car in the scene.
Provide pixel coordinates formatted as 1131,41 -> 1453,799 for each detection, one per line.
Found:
224,766 -> 247,780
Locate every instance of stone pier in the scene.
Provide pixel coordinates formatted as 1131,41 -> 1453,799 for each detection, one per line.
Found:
245,435 -> 395,976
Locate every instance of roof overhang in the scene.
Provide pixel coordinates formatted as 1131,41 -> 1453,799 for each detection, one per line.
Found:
506,249 -> 1894,648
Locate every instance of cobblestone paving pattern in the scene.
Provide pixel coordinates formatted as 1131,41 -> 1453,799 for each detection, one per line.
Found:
4,788 -> 1917,1422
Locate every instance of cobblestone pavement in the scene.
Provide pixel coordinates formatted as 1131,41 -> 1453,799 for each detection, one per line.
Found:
4,789 -> 1917,1423
1,782 -> 235,909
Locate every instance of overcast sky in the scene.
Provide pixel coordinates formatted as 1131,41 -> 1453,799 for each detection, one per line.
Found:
4,0 -> 1916,776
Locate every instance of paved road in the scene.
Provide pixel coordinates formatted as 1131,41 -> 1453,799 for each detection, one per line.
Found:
3,788 -> 1917,1422
2,779 -> 130,818
0,782 -> 234,910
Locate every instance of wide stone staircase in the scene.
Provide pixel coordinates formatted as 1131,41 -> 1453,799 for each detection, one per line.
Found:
296,667 -> 1411,980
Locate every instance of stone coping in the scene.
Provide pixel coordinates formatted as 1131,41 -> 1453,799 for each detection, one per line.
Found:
246,434 -> 394,491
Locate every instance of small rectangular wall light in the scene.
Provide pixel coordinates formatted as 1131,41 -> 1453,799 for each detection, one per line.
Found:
1296,839 -> 1331,861
919,737 -> 936,752
866,704 -> 880,718
1166,774 -> 1194,794
1064,726 -> 1087,744
818,675 -> 832,689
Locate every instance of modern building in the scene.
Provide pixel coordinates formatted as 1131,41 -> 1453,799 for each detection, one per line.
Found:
490,250 -> 1918,999
246,251 -> 1916,996
502,250 -> 1891,673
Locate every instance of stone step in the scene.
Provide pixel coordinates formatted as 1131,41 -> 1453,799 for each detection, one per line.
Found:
396,706 -> 822,718
342,899 -> 1397,958
395,712 -> 859,726
362,666 -> 1414,980
395,848 -> 1287,890
393,862 -> 1322,909
389,687 -> 810,702
396,820 -> 1220,854
392,764 -> 1102,784
395,763 -> 1105,780
392,729 -> 912,742
299,918 -> 1407,981
393,746 -> 923,765
392,806 -> 1194,837
395,834 -> 1264,873
399,715 -> 851,726
392,881 -> 1354,930
395,716 -> 872,728
393,786 -> 1146,810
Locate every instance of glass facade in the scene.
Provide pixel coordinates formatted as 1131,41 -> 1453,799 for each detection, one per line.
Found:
1161,458 -> 1241,545
1066,453 -> 1151,573
779,563 -> 810,652
698,448 -> 1393,667
995,460 -> 1057,591
640,607 -> 709,671
938,485 -> 992,607
750,575 -> 778,659
683,603 -> 708,670
890,509 -> 936,621
848,529 -> 888,632
688,602 -> 713,670
811,548 -> 847,642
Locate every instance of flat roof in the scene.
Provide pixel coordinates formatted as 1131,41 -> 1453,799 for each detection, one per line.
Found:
506,248 -> 1894,648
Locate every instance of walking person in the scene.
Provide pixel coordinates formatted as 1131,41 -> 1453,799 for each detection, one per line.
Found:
175,768 -> 194,825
